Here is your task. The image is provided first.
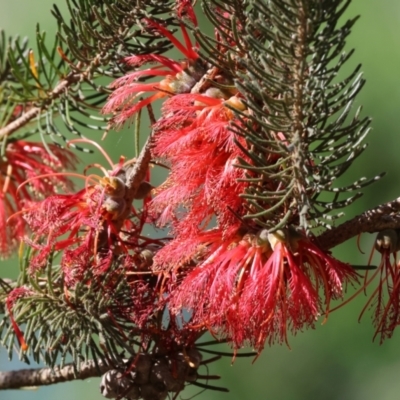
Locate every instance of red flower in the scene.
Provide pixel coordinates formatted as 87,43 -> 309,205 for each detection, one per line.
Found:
1,140 -> 76,257
168,226 -> 357,352
148,90 -> 288,275
20,146 -> 137,285
103,12 -> 204,127
151,93 -> 252,242
358,229 -> 400,343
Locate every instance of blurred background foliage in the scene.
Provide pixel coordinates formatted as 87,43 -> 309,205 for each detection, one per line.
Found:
1,0 -> 400,399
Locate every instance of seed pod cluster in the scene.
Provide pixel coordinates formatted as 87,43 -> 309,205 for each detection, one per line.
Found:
100,348 -> 202,400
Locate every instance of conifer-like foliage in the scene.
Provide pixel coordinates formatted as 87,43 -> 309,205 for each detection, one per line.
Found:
0,1 -> 399,399
197,0 -> 378,231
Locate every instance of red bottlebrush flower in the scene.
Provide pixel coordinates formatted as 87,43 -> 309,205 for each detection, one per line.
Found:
103,13 -> 205,127
148,91 -> 278,274
23,180 -> 127,284
0,140 -> 76,257
151,93 -> 252,240
19,142 -> 140,285
168,226 -> 357,352
358,229 -> 400,343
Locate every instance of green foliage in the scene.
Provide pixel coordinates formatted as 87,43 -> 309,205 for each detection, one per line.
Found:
197,0 -> 381,231
0,249 -> 140,369
53,0 -> 180,67
0,0 -> 183,150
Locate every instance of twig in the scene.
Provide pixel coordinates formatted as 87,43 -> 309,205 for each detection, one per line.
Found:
124,135 -> 153,201
317,197 -> 400,250
0,53 -> 104,141
0,73 -> 81,141
0,360 -> 109,390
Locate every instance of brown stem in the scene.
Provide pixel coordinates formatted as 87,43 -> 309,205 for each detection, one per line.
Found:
317,197 -> 400,250
112,134 -> 153,232
0,51 -> 103,141
0,360 -> 109,390
125,135 -> 153,201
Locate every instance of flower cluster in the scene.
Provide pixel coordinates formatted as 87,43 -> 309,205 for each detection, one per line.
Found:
150,93 -> 253,269
103,4 -> 359,352
20,147 -> 149,286
166,227 -> 357,351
